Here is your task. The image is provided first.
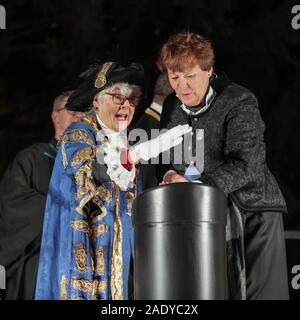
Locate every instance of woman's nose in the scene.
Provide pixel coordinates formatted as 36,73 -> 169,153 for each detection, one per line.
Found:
178,77 -> 188,89
121,99 -> 131,108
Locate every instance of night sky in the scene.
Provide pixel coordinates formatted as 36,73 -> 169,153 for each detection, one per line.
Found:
0,0 -> 300,232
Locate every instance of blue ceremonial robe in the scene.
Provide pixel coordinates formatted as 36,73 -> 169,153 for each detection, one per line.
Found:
35,115 -> 141,300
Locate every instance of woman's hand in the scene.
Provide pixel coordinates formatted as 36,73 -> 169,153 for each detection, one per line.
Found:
160,171 -> 189,185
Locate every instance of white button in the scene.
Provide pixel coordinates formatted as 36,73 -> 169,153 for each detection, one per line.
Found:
188,146 -> 191,150
194,118 -> 198,121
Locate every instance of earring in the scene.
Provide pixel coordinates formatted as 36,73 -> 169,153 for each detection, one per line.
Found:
93,103 -> 99,111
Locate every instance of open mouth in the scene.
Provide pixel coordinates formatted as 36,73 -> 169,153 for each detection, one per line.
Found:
115,113 -> 128,121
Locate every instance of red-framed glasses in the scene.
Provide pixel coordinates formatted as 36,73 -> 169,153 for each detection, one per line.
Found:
105,93 -> 140,107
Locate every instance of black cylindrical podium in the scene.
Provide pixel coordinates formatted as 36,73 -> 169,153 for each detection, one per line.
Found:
132,183 -> 227,300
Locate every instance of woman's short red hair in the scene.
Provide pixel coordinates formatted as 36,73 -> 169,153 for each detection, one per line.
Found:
157,32 -> 215,72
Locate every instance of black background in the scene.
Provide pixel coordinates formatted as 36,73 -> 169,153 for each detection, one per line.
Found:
0,0 -> 300,299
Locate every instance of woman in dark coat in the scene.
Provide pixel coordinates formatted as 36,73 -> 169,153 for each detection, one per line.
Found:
157,32 -> 289,300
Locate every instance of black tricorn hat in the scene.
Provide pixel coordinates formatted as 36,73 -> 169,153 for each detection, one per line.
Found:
66,61 -> 144,112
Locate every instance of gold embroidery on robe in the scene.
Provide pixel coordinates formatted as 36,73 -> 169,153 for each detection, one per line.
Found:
68,120 -> 138,300
74,164 -> 111,201
72,146 -> 97,167
60,275 -> 67,300
61,141 -> 69,169
89,247 -> 95,274
63,129 -> 95,146
68,120 -> 112,218
71,220 -> 90,234
72,279 -> 107,299
75,163 -> 97,215
72,218 -> 108,238
96,186 -> 113,204
75,171 -> 113,219
75,164 -> 95,198
60,128 -> 95,169
70,296 -> 86,300
94,280 -> 107,297
82,116 -> 100,132
110,183 -> 124,300
90,198 -> 108,224
92,224 -> 109,242
76,195 -> 93,216
71,220 -> 108,240
72,279 -> 92,293
96,247 -> 105,276
74,244 -> 87,273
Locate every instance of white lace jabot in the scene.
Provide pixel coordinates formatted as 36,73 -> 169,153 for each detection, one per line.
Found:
95,115 -> 136,191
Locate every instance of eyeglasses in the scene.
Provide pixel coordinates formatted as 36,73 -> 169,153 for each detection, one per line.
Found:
56,107 -> 80,116
105,93 -> 140,107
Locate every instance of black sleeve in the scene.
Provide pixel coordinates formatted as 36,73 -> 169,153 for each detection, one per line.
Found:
0,150 -> 46,275
200,94 -> 265,195
91,159 -> 112,186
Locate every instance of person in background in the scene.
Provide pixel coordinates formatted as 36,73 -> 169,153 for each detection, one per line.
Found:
157,31 -> 289,300
0,91 -> 84,300
52,91 -> 85,140
135,73 -> 173,134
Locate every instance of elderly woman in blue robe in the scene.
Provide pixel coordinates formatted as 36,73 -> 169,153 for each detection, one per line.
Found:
35,61 -> 190,300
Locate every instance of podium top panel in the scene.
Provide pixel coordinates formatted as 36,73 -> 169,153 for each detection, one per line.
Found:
132,183 -> 227,226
